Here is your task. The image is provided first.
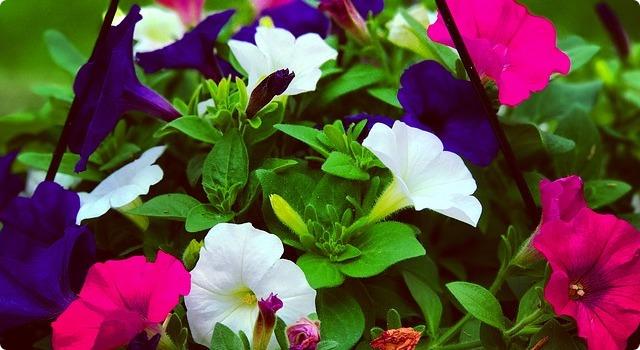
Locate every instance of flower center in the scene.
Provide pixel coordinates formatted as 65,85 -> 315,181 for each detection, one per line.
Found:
568,282 -> 586,300
234,287 -> 257,306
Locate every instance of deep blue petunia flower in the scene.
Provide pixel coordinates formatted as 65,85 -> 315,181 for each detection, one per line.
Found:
68,5 -> 180,172
136,10 -> 235,80
0,151 -> 23,211
398,61 -> 499,167
233,0 -> 330,43
352,0 -> 384,17
0,181 -> 95,332
127,332 -> 161,350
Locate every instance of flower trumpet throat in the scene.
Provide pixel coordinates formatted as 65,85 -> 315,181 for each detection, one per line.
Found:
269,194 -> 312,239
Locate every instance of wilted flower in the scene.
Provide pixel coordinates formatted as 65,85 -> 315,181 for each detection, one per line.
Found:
370,328 -> 422,350
398,60 -> 498,166
427,0 -> 570,106
534,208 -> 640,350
133,6 -> 185,53
68,5 -> 179,172
52,251 -> 191,350
156,0 -> 203,26
185,223 -> 316,349
362,121 -> 482,227
287,318 -> 321,350
0,182 -> 95,332
229,26 -> 337,97
137,10 -> 235,80
76,146 -> 166,224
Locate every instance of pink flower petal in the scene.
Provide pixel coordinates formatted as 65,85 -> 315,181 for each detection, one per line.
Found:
52,252 -> 190,350
539,175 -> 586,223
252,0 -> 295,11
156,0 -> 204,26
427,0 -> 570,106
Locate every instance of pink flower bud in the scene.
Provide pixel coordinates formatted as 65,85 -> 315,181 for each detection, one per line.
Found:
286,318 -> 321,350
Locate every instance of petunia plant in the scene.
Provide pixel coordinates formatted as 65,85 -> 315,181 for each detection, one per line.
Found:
3,0 -> 640,349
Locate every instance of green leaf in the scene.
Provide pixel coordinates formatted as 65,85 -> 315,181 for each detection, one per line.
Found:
516,284 -> 542,324
528,319 -> 580,350
245,101 -> 285,145
274,317 -> 289,350
157,116 -> 222,144
128,194 -> 201,220
17,152 -> 103,181
319,64 -> 385,104
297,253 -> 346,289
98,143 -> 141,171
185,204 -> 234,233
559,35 -> 600,73
403,272 -> 442,337
31,84 -> 74,102
479,323 -> 506,350
340,221 -> 425,278
316,340 -> 339,350
203,128 -> 249,193
274,124 -> 331,157
0,113 -> 53,148
44,30 -> 86,75
182,239 -> 203,270
210,323 -> 244,350
317,289 -> 365,350
585,180 -> 632,209
367,88 -> 401,108
446,282 -> 505,330
553,108 -> 604,179
321,152 -> 369,181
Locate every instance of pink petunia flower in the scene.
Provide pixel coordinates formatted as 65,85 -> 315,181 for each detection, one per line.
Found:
251,0 -> 295,12
156,0 -> 204,26
533,208 -> 640,350
540,175 -> 587,223
427,0 -> 571,106
51,251 -> 191,350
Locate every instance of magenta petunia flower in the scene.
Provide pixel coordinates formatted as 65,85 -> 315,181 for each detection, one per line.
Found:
427,0 -> 571,106
156,0 -> 203,26
533,208 -> 640,350
51,251 -> 190,350
539,175 -> 587,223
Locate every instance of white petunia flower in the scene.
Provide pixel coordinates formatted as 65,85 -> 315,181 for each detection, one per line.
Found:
75,146 -> 166,224
185,222 -> 317,349
133,7 -> 186,53
228,26 -> 338,96
362,121 -> 482,227
22,169 -> 81,197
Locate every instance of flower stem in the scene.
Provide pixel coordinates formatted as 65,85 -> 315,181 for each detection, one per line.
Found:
46,0 -> 120,181
504,309 -> 545,338
433,0 -> 538,224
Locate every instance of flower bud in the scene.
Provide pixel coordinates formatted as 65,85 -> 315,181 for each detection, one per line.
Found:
247,69 -> 295,117
253,293 -> 284,350
319,0 -> 370,43
286,318 -> 321,350
370,328 -> 422,350
269,194 -> 313,242
386,5 -> 433,57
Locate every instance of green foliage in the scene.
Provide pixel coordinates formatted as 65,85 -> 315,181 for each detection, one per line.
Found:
210,323 -> 244,350
446,282 -> 506,330
128,194 -> 200,221
317,289 -> 365,350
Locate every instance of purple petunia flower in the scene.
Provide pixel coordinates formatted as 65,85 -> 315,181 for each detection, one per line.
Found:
398,61 -> 498,167
0,182 -> 95,332
0,151 -> 23,211
68,5 -> 180,172
233,0 -> 330,43
351,0 -> 384,17
136,9 -> 235,80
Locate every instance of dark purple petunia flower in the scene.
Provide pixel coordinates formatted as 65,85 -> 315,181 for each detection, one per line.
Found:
136,10 -> 235,80
398,61 -> 498,166
68,5 -> 180,172
0,182 -> 95,332
352,0 -> 384,17
127,332 -> 161,350
233,0 -> 330,43
345,113 -> 394,129
0,151 -> 23,211
246,69 -> 295,117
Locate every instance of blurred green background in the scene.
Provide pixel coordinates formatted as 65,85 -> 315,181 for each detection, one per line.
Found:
0,0 -> 638,115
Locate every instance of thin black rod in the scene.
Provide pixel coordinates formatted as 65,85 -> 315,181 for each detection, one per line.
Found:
434,0 -> 538,222
46,0 -> 120,181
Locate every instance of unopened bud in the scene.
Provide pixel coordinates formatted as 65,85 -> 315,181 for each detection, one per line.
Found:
319,0 -> 370,43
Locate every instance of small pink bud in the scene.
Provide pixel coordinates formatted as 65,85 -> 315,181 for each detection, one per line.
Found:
286,318 -> 321,350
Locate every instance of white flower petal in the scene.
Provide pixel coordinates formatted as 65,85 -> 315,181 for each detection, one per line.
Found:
134,7 -> 185,53
255,27 -> 296,69
431,195 -> 483,227
75,194 -> 110,224
228,39 -> 270,93
290,33 -> 338,74
283,69 -> 322,96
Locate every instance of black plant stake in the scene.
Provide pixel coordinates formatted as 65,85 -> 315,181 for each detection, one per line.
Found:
46,0 -> 120,181
434,0 -> 539,223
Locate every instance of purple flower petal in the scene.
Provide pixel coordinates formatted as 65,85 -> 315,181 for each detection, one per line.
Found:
398,61 -> 498,167
247,69 -> 295,117
137,10 -> 235,80
352,0 -> 384,17
0,151 -> 23,211
68,5 -> 179,172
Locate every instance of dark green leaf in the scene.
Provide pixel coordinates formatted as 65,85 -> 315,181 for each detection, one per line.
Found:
528,319 -> 580,350
585,180 -> 632,209
157,116 -> 222,144
317,289 -> 365,350
322,151 -> 369,180
211,323 -> 244,350
297,253 -> 345,289
319,64 -> 385,104
367,88 -> 401,108
403,272 -> 442,337
185,204 -> 234,233
18,152 -> 103,181
274,124 -> 331,157
203,128 -> 249,192
128,194 -> 201,220
44,30 -> 86,75
559,35 -> 600,73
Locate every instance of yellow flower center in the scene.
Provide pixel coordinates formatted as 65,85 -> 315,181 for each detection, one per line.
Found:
234,287 -> 257,305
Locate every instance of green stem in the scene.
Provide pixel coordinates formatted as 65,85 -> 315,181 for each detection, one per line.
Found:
504,309 -> 544,337
434,340 -> 481,350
